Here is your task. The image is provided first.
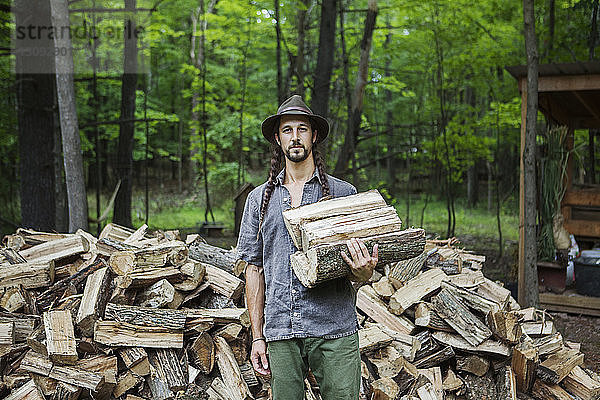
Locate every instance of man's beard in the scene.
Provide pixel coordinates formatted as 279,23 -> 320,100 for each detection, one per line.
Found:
284,143 -> 311,162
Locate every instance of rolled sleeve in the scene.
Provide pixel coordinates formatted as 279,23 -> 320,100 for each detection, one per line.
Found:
236,189 -> 263,267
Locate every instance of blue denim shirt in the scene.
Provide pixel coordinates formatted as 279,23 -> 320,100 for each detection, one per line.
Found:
237,168 -> 358,342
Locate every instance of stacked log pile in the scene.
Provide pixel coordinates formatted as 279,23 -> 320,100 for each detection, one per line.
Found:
355,239 -> 600,400
0,224 -> 265,400
1,219 -> 599,399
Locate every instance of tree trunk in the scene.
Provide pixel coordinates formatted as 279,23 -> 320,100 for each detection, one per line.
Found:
589,0 -> 599,181
274,0 -> 284,104
295,0 -> 309,97
114,0 -> 138,228
521,0 -> 540,308
543,0 -> 555,62
334,0 -> 377,177
384,19 -> 396,196
200,0 -> 214,223
467,165 -> 478,208
431,7 -> 454,238
15,0 -> 57,231
338,3 -> 352,159
589,130 -> 597,184
50,0 -> 89,232
189,0 -> 218,184
590,0 -> 599,60
311,0 -> 337,119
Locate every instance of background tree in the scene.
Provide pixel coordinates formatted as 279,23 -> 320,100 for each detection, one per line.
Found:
521,0 -> 540,308
114,0 -> 139,227
14,1 -> 58,231
50,0 -> 88,232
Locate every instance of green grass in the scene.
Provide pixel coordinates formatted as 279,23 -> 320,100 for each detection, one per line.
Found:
88,188 -> 235,233
88,188 -> 518,248
392,194 -> 519,244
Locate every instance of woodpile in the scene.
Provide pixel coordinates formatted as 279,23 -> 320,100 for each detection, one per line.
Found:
355,240 -> 600,400
1,213 -> 599,399
0,223 -> 262,399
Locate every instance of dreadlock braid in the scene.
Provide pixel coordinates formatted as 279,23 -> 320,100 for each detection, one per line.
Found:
314,146 -> 331,198
257,145 -> 283,237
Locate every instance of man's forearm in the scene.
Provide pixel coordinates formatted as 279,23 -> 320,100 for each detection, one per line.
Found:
245,263 -> 266,340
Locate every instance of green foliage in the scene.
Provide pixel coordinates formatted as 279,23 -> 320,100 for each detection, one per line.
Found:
2,0 -> 598,244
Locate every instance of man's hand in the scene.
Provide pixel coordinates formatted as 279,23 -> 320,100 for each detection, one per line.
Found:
250,339 -> 270,376
341,238 -> 378,282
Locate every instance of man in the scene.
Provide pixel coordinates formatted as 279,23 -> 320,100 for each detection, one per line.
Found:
237,95 -> 378,399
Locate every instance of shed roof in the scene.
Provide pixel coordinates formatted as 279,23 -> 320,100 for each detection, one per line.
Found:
506,61 -> 600,129
505,61 -> 600,79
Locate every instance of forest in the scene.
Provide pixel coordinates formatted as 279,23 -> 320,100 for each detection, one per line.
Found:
1,0 -> 599,255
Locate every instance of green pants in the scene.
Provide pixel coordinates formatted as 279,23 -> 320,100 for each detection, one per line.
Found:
267,333 -> 361,400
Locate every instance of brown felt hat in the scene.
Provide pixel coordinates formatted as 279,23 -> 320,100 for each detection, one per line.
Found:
261,95 -> 329,144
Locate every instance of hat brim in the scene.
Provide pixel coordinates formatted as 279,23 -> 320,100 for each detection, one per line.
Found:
261,112 -> 329,144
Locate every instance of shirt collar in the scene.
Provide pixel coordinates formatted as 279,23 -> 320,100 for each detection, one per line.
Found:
275,165 -> 322,186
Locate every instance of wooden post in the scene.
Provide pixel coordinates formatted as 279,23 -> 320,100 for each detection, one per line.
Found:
518,81 -> 527,306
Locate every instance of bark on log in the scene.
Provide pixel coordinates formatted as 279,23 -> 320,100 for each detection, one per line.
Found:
413,345 -> 454,369
147,349 -> 186,393
431,289 -> 492,346
183,308 -> 250,327
0,321 -> 15,345
414,302 -> 453,332
440,280 -> 501,315
293,228 -> 425,288
4,379 -> 44,400
0,313 -> 38,342
456,355 -> 490,377
531,332 -> 563,356
463,373 -> 498,400
389,251 -> 428,283
188,241 -> 239,275
495,365 -> 518,400
104,303 -> 186,330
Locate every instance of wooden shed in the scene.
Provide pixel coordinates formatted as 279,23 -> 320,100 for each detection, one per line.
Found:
506,61 -> 600,315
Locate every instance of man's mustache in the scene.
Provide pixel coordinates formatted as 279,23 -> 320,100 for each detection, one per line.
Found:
288,140 -> 305,150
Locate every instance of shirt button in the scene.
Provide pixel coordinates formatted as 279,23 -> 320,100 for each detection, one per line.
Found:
292,289 -> 297,294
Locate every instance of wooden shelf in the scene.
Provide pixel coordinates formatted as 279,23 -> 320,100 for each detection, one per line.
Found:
539,292 -> 600,317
